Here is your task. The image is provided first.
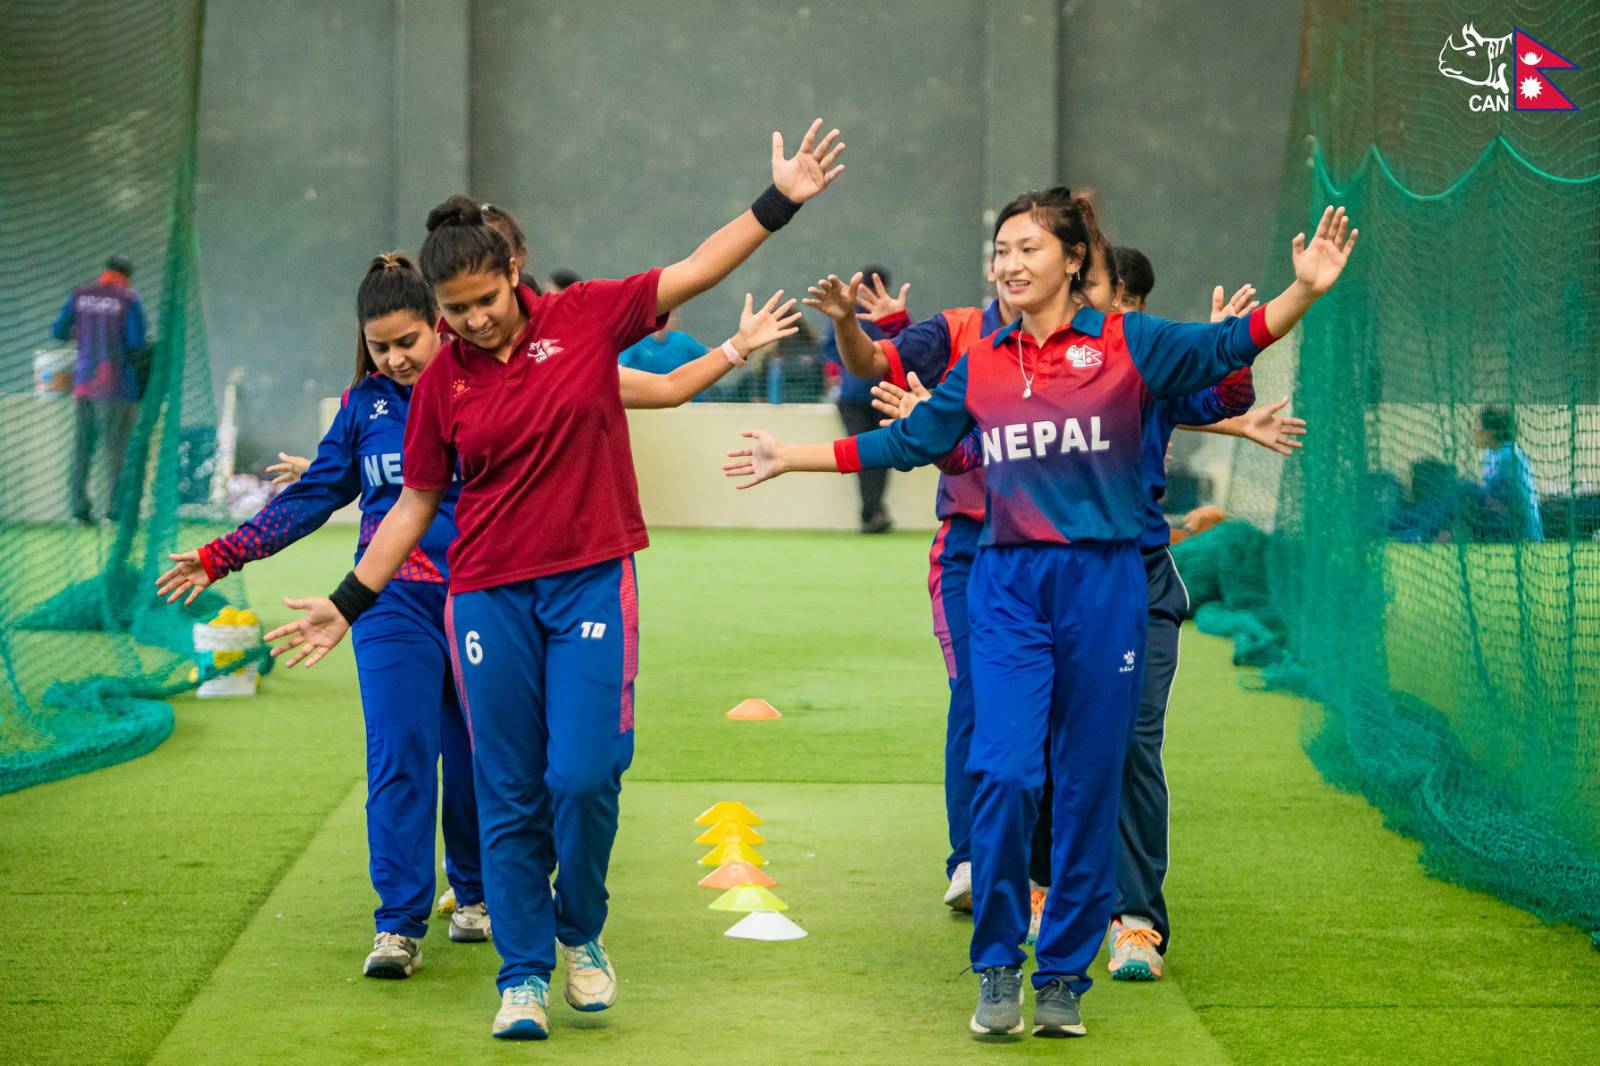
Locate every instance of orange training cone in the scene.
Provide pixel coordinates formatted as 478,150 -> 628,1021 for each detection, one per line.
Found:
726,699 -> 782,720
698,862 -> 778,890
695,821 -> 766,846
699,842 -> 767,867
694,801 -> 762,826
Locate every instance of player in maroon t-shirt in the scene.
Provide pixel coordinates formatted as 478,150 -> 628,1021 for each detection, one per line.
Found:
266,119 -> 845,1042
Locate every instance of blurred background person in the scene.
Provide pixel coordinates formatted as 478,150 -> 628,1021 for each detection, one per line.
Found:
51,254 -> 148,525
619,309 -> 705,374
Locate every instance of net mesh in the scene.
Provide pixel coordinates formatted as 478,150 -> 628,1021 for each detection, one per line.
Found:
0,1 -> 255,794
1183,0 -> 1600,940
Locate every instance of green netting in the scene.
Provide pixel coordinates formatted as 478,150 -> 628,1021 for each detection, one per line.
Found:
0,2 -> 258,794
1190,1 -> 1600,941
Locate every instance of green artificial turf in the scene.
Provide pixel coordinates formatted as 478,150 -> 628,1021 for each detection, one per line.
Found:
2,527 -> 1597,1064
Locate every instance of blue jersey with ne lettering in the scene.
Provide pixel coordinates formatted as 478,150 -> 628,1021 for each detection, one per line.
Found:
834,306 -> 1278,547
201,373 -> 457,583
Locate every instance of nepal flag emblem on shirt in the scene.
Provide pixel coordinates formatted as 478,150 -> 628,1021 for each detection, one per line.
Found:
1065,343 -> 1103,369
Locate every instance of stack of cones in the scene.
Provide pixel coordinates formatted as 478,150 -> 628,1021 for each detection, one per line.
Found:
694,801 -> 805,940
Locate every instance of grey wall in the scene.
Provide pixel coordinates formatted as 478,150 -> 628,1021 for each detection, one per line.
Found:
196,0 -> 1302,464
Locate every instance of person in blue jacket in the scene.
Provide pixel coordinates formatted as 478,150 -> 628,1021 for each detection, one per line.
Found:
725,190 -> 1356,1039
159,255 -> 487,979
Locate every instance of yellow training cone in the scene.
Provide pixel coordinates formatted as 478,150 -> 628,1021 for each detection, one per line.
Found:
694,801 -> 762,826
709,885 -> 788,913
699,842 -> 767,867
726,698 -> 782,720
698,862 -> 777,890
695,821 -> 766,846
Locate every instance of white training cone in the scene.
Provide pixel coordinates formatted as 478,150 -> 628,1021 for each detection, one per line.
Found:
723,910 -> 807,941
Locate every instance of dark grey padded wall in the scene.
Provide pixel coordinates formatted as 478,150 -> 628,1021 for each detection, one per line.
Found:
469,0 -> 989,345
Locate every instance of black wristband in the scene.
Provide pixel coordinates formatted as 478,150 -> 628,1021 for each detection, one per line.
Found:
750,184 -> 802,232
329,570 -> 379,625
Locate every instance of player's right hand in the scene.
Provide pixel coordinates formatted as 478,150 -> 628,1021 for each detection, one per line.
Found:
265,597 -> 350,668
723,430 -> 785,490
870,371 -> 930,425
155,550 -> 212,606
266,452 -> 310,486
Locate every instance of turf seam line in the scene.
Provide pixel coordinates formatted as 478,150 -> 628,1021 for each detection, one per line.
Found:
141,774 -> 365,1064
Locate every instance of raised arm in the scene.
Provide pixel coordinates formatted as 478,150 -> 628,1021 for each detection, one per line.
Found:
619,291 -> 799,409
656,119 -> 845,313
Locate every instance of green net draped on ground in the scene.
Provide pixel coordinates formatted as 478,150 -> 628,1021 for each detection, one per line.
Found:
0,2 -> 252,794
1184,1 -> 1600,939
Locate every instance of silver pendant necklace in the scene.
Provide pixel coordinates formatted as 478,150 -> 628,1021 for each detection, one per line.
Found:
1016,336 -> 1034,399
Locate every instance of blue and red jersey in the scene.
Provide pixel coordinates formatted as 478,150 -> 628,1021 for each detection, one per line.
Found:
199,373 -> 456,584
404,272 -> 663,594
51,272 -> 147,401
877,300 -> 1005,521
1138,368 -> 1254,547
836,306 -> 1277,546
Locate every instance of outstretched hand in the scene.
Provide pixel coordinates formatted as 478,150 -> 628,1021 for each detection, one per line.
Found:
1209,283 -> 1259,323
803,273 -> 864,323
1291,206 -> 1358,297
723,430 -> 785,490
264,597 -> 350,669
857,273 -> 911,323
735,290 -> 802,353
1240,396 -> 1307,456
871,372 -> 931,426
266,452 -> 310,487
771,118 -> 845,204
155,550 -> 212,606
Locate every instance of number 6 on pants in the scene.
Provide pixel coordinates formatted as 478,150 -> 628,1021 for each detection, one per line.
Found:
443,555 -> 639,993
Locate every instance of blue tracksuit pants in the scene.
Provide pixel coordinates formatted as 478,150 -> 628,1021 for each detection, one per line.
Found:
444,556 -> 638,992
350,579 -> 482,940
967,542 -> 1147,994
929,515 -> 982,876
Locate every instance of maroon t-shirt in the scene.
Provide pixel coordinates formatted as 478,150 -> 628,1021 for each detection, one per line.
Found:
404,271 -> 664,593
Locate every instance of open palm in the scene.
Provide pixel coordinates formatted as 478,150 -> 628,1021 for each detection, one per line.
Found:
264,596 -> 350,668
1292,205 -> 1358,296
736,291 -> 801,352
771,119 -> 845,204
723,430 -> 784,490
803,273 -> 863,323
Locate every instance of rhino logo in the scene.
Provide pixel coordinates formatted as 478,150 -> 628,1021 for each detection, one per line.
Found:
1439,23 -> 1511,95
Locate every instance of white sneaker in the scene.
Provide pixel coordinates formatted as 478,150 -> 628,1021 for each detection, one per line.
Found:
449,900 -> 491,942
362,931 -> 421,979
493,977 -> 550,1040
435,886 -> 456,915
943,861 -> 973,912
558,936 -> 617,1011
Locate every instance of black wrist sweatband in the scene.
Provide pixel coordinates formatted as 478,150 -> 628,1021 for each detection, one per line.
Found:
329,570 -> 379,625
751,184 -> 802,232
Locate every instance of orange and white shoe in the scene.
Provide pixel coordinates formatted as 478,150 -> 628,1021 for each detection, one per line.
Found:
1107,917 -> 1164,981
1026,887 -> 1048,945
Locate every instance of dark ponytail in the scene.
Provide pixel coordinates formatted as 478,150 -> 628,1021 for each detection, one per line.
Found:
993,186 -> 1110,297
419,194 -> 514,286
353,253 -> 437,387
480,202 -> 541,294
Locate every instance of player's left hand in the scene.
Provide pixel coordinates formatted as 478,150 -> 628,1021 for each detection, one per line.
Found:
155,550 -> 212,606
1291,205 -> 1358,297
857,273 -> 911,323
1209,283 -> 1259,322
723,430 -> 785,489
264,597 -> 350,668
771,118 -> 845,204
870,371 -> 931,426
1239,396 -> 1307,456
734,290 -> 801,354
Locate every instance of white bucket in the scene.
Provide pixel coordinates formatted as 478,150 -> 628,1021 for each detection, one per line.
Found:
192,621 -> 262,698
34,348 -> 74,398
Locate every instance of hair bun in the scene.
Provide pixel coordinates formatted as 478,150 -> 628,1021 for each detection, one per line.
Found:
425,194 -> 484,232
